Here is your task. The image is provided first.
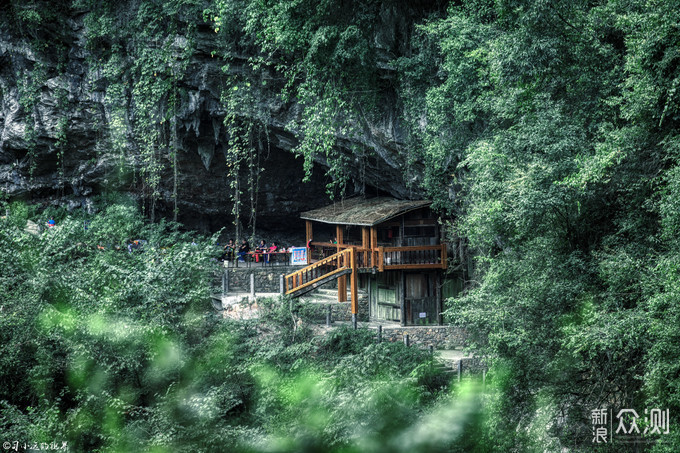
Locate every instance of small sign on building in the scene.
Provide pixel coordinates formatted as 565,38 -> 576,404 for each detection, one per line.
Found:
291,247 -> 308,265
419,312 -> 427,318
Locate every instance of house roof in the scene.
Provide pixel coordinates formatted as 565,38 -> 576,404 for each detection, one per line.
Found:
300,197 -> 431,227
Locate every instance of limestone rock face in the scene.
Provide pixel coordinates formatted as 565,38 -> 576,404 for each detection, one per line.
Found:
0,4 -> 424,232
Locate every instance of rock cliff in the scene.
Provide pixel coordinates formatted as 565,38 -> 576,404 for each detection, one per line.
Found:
0,2 -> 428,232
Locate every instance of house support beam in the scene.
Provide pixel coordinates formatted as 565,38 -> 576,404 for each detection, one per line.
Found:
436,272 -> 443,325
400,271 -> 406,326
337,225 -> 346,302
305,220 -> 313,264
336,225 -> 343,253
350,247 -> 358,315
370,227 -> 378,268
362,227 -> 369,267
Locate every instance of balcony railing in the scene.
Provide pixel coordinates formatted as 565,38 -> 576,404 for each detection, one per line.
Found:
379,244 -> 447,270
310,242 -> 447,271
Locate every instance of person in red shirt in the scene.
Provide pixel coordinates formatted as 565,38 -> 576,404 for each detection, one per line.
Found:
265,242 -> 278,264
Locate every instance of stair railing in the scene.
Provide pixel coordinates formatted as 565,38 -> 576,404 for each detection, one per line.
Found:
285,248 -> 352,295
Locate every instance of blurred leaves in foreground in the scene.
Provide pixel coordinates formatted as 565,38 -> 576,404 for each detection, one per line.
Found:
0,200 -> 492,452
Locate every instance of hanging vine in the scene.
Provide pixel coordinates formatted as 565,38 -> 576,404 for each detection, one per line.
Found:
222,79 -> 249,241
208,4 -> 267,240
54,86 -> 68,197
221,71 -> 272,240
169,69 -> 180,223
16,62 -> 46,181
79,0 -> 196,222
211,0 -> 382,202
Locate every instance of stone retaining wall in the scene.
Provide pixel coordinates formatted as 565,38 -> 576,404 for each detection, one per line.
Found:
439,357 -> 487,376
216,291 -> 369,322
221,265 -> 297,293
218,264 -> 341,294
459,357 -> 486,374
305,294 -> 369,323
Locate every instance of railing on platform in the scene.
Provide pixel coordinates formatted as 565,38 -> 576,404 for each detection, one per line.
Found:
380,244 -> 447,270
310,242 -> 447,271
310,243 -> 338,261
285,248 -> 352,295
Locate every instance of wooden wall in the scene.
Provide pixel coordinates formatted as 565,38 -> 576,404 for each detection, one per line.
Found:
368,270 -> 443,325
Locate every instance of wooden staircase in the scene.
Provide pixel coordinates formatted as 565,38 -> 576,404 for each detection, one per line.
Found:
285,248 -> 352,297
285,248 -> 359,316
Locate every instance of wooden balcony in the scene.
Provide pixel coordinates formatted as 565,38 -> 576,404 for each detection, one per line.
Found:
379,244 -> 447,270
310,242 -> 447,271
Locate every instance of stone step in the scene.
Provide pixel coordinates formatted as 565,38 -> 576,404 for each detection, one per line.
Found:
313,288 -> 368,297
299,296 -> 349,304
300,287 -> 367,304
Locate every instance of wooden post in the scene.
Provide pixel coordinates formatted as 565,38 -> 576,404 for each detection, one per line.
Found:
378,246 -> 385,272
250,273 -> 255,298
362,227 -> 369,267
377,325 -> 382,343
400,216 -> 405,247
441,243 -> 447,269
338,276 -> 347,302
436,272 -> 443,325
337,226 -> 346,302
279,274 -> 284,294
458,359 -> 462,383
403,334 -> 410,347
370,226 -> 378,268
400,271 -> 406,326
336,225 -> 343,253
305,220 -> 313,264
326,305 -> 332,327
350,247 -> 358,315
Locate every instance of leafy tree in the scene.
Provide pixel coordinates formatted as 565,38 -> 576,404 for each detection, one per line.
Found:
397,1 -> 680,450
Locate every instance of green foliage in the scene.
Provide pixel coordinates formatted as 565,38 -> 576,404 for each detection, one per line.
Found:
407,1 -> 680,450
0,201 -> 483,452
6,0 -> 680,450
0,202 -> 221,448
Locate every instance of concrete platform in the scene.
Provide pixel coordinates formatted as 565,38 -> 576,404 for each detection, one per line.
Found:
213,291 -> 281,320
436,348 -> 471,362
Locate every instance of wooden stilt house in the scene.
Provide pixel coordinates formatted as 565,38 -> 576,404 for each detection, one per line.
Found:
285,197 -> 450,326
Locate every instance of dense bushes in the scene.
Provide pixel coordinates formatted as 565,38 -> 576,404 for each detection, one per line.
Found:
5,0 -> 680,450
0,201 -> 476,452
